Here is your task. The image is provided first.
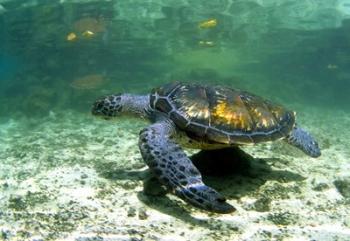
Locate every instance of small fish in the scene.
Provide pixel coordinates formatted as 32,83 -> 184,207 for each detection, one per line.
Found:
327,64 -> 338,70
199,40 -> 215,47
198,18 -> 217,29
0,4 -> 7,14
82,30 -> 95,38
66,32 -> 77,41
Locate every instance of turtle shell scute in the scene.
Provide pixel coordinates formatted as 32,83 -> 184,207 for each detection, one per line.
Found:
152,82 -> 295,144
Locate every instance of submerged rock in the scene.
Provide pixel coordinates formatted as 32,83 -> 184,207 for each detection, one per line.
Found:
334,177 -> 350,198
252,195 -> 271,212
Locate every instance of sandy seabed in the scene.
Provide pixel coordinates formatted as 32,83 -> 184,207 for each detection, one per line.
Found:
0,107 -> 349,241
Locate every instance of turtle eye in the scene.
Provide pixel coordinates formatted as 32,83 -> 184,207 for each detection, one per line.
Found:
96,102 -> 104,110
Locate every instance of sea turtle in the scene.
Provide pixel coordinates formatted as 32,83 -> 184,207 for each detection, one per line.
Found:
92,82 -> 321,213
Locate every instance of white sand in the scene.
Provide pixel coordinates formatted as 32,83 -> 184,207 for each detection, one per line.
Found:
0,108 -> 349,241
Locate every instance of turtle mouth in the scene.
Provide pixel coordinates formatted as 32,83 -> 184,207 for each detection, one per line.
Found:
91,101 -> 104,116
92,99 -> 113,118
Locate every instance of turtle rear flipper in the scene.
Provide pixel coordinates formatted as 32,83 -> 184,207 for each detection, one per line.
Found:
138,119 -> 235,214
285,126 -> 321,158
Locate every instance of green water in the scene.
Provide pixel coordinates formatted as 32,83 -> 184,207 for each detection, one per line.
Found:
1,1 -> 350,241
0,0 -> 349,117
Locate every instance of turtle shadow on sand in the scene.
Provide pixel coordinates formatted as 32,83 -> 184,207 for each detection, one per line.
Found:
96,147 -> 304,225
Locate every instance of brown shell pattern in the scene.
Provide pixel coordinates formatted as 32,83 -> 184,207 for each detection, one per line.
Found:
151,82 -> 295,144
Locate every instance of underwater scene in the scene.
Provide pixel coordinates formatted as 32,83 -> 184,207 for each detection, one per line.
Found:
1,0 -> 350,240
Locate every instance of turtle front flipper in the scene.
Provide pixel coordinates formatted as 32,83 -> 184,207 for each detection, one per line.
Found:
138,119 -> 235,213
285,126 -> 321,158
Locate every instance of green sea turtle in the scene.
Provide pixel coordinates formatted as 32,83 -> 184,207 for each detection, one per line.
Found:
92,82 -> 321,213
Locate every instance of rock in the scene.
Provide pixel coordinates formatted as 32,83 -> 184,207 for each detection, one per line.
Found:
127,207 -> 137,217
312,182 -> 329,191
334,177 -> 350,198
8,195 -> 27,211
252,196 -> 271,212
138,208 -> 148,220
267,212 -> 298,226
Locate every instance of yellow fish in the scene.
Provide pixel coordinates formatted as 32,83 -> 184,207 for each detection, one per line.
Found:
66,32 -> 77,41
82,30 -> 95,38
198,18 -> 217,29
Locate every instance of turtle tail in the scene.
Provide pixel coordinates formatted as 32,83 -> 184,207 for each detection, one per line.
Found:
285,126 -> 321,158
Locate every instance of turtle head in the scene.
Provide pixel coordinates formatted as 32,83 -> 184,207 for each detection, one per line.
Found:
92,94 -> 151,119
92,94 -> 123,119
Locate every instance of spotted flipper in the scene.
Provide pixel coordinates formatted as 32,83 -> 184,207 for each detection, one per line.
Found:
138,119 -> 235,213
285,126 -> 321,158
